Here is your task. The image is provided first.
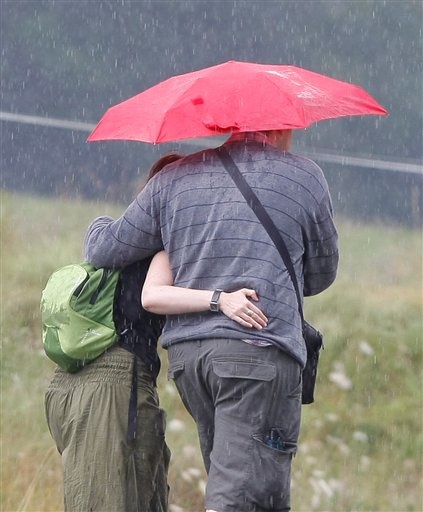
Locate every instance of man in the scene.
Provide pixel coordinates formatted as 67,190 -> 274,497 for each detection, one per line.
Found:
84,130 -> 339,512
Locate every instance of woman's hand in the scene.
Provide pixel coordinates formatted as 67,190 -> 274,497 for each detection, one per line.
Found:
219,289 -> 268,330
143,251 -> 269,329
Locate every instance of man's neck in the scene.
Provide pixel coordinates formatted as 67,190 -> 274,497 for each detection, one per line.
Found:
226,131 -> 272,146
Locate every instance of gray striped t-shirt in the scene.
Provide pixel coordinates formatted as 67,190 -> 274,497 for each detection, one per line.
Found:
84,135 -> 338,367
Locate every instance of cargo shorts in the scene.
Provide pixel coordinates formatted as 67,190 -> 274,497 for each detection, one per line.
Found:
168,338 -> 302,512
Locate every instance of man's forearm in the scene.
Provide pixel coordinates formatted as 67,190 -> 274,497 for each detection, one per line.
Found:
83,216 -> 116,266
84,215 -> 161,268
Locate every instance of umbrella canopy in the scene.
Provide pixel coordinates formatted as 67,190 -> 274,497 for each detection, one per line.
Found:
87,60 -> 388,144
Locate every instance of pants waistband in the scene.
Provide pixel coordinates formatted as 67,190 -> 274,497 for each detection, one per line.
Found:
47,346 -> 145,389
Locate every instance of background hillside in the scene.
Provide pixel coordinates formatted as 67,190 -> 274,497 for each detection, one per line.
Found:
1,191 -> 422,511
2,0 -> 422,202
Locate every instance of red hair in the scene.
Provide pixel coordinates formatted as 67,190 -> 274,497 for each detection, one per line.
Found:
136,152 -> 184,195
147,153 -> 184,181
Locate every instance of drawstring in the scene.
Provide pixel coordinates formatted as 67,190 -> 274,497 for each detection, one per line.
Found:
127,354 -> 138,443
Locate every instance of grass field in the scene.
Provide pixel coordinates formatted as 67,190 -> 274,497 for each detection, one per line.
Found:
1,190 -> 422,511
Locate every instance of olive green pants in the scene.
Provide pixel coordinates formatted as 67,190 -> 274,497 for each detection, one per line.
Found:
45,346 -> 170,512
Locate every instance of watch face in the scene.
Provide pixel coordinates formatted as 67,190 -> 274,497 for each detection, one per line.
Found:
210,289 -> 222,312
210,301 -> 219,312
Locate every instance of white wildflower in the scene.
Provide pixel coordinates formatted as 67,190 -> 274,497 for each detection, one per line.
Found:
305,455 -> 318,465
317,478 -> 334,498
182,444 -> 197,458
359,340 -> 374,356
198,478 -> 207,495
164,382 -> 177,395
309,477 -> 322,508
325,412 -> 339,422
180,470 -> 193,482
168,418 -> 186,432
353,431 -> 369,443
360,455 -> 371,470
186,467 -> 202,478
326,435 -> 351,454
329,479 -> 343,493
169,505 -> 185,512
329,370 -> 352,390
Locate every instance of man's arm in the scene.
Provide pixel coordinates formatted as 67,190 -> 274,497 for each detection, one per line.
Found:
302,191 -> 339,296
83,190 -> 163,268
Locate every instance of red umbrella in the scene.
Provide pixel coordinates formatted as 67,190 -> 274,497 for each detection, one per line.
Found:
87,60 -> 387,144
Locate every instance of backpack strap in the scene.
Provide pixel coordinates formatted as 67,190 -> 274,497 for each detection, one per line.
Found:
127,354 -> 138,443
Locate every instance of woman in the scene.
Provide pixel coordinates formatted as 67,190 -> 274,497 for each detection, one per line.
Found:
45,153 -> 267,512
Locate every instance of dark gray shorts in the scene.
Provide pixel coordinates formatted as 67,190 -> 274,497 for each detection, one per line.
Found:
168,338 -> 302,512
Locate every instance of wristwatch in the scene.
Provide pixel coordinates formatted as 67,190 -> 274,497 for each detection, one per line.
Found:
210,289 -> 223,312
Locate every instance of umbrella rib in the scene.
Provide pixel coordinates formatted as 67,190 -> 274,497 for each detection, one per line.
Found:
260,73 -> 308,128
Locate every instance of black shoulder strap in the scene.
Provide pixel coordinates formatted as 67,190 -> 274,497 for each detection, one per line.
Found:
216,145 -> 304,320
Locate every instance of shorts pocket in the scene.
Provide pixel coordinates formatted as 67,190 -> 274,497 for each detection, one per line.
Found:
211,359 -> 276,421
167,361 -> 185,380
212,359 -> 276,381
246,432 -> 296,509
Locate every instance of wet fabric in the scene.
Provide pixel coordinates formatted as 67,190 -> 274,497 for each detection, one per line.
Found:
168,338 -> 302,512
115,258 -> 165,383
84,135 -> 339,368
45,346 -> 170,512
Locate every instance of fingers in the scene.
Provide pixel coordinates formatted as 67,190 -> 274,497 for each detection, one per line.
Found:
219,290 -> 268,330
242,288 -> 259,301
248,304 -> 268,325
233,309 -> 266,330
241,306 -> 268,329
241,293 -> 268,326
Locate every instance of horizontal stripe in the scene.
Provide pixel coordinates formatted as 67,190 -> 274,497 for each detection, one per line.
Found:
84,138 -> 339,367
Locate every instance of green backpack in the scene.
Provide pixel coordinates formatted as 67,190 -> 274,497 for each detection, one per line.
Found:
41,262 -> 121,373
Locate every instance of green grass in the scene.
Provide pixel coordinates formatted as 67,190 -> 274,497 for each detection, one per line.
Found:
1,190 -> 422,511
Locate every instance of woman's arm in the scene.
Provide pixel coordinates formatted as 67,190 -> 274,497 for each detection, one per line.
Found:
142,251 -> 268,330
